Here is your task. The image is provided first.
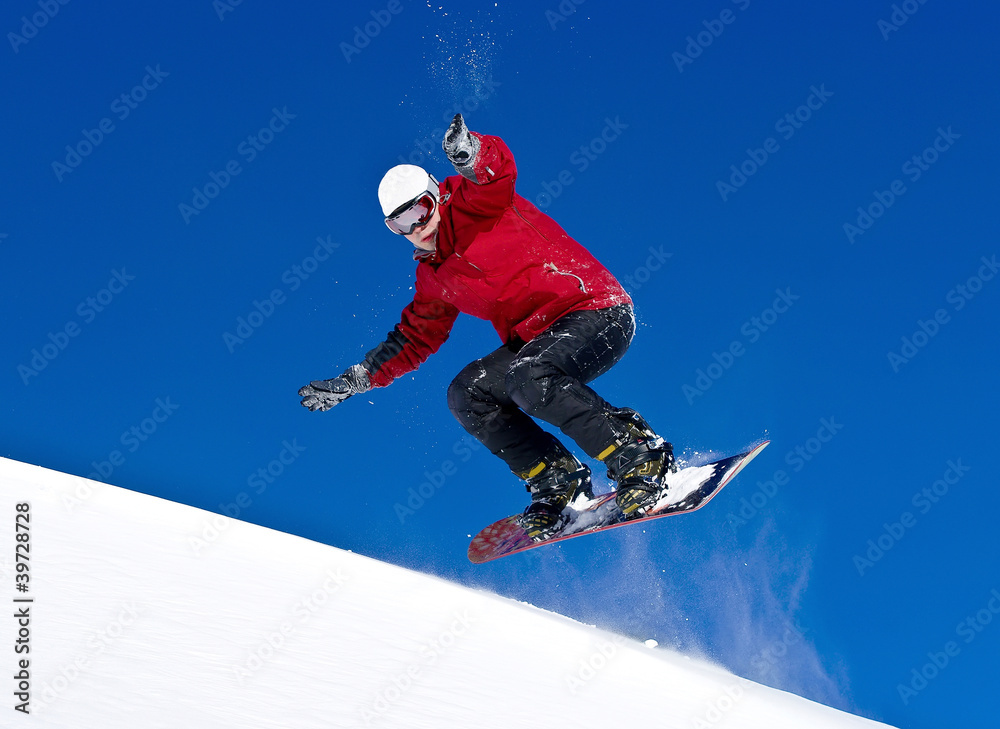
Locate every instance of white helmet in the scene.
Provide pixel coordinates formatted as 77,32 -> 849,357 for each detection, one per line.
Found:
378,164 -> 438,217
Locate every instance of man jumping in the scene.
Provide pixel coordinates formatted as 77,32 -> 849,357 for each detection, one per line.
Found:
299,114 -> 675,539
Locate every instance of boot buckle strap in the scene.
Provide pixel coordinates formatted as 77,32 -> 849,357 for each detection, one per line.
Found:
605,442 -> 663,480
525,466 -> 591,496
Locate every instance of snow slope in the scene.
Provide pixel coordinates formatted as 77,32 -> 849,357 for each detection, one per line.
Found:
0,457 -> 895,728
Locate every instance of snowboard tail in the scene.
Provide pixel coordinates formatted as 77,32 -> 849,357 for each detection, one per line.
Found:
468,440 -> 769,564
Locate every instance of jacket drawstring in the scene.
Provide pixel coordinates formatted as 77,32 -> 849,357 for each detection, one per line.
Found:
545,263 -> 588,293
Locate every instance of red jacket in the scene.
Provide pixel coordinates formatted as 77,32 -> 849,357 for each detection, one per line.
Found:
364,133 -> 632,388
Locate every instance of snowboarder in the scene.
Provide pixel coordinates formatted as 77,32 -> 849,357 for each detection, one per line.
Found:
299,114 -> 675,538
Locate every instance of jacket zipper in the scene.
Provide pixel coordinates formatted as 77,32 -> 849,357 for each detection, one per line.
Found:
453,251 -> 484,274
513,202 -> 546,240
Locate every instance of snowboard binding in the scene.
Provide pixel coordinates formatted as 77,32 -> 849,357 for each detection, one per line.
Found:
514,444 -> 593,541
601,408 -> 676,518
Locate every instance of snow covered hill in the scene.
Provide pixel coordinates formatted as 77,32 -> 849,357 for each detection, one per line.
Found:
0,457 -> 895,728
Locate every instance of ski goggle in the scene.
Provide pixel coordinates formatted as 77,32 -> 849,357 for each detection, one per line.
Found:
385,193 -> 437,235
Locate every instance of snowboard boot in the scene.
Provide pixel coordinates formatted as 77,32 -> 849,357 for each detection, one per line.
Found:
599,408 -> 677,519
515,443 -> 593,541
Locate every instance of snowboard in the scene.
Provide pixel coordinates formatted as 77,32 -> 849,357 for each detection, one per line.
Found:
468,440 -> 769,564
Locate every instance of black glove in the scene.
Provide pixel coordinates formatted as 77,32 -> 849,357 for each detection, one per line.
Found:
442,113 -> 480,172
298,364 -> 371,412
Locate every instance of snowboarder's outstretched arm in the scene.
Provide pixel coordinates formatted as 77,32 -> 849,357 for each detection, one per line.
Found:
298,364 -> 371,412
442,113 -> 516,218
299,289 -> 458,412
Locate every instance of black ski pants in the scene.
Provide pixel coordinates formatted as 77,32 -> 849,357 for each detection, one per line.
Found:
447,304 -> 635,474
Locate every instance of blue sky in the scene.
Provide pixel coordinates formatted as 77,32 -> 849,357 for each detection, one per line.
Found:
3,1 -> 998,726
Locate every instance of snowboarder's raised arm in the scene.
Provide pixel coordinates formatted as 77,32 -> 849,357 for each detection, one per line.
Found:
442,113 -> 516,218
298,288 -> 458,412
